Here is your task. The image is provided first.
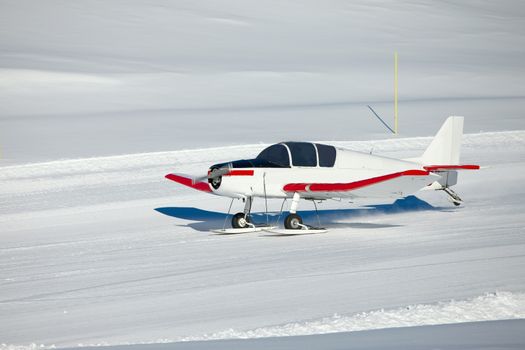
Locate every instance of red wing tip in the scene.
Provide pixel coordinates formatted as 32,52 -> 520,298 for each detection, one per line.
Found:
165,173 -> 212,193
165,173 -> 187,182
165,173 -> 190,184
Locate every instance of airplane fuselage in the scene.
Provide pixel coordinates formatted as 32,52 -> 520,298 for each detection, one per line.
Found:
210,146 -> 438,200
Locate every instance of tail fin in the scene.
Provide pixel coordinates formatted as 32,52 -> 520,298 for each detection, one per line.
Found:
420,116 -> 464,165
409,116 -> 479,200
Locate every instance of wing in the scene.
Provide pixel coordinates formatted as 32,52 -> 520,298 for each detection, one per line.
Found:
165,173 -> 212,193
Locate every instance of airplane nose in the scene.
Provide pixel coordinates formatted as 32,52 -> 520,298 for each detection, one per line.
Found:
208,167 -> 223,190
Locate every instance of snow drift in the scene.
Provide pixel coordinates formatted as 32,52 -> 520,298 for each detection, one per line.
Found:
184,292 -> 525,342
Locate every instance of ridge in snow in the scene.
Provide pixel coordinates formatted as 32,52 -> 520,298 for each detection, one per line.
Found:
180,291 -> 525,342
4,292 -> 521,350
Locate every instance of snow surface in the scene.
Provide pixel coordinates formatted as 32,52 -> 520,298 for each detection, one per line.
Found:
1,130 -> 525,348
1,0 -> 525,349
64,319 -> 525,350
179,292 -> 525,341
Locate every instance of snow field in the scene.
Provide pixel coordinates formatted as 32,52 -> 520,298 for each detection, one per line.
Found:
1,1 -> 525,347
1,130 -> 524,348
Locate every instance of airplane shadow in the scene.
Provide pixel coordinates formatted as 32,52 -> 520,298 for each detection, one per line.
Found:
155,195 -> 449,232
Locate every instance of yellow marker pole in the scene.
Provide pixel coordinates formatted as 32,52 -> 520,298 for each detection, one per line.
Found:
394,52 -> 398,134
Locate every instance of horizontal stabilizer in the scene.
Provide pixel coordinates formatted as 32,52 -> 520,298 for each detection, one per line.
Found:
424,165 -> 480,172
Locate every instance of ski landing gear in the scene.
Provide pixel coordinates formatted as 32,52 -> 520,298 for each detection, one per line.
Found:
267,193 -> 327,235
211,197 -> 275,234
231,212 -> 251,229
441,187 -> 463,206
284,213 -> 302,229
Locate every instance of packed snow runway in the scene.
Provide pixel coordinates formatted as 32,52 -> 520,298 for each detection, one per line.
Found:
2,0 -> 525,348
1,131 -> 524,348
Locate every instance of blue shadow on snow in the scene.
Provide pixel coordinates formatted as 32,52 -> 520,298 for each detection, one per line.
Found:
155,195 -> 445,232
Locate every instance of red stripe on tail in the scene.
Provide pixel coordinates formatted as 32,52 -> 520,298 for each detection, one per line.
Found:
424,165 -> 480,171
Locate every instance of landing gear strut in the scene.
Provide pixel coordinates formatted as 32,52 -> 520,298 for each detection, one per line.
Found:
232,212 -> 251,228
269,192 -> 326,234
284,213 -> 303,229
212,197 -> 277,234
284,192 -> 303,230
442,187 -> 463,206
231,196 -> 253,228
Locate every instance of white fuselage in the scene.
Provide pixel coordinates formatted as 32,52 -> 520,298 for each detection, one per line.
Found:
212,148 -> 438,200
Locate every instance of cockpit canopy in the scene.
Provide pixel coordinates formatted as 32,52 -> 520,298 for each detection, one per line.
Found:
256,142 -> 336,168
256,143 -> 290,167
210,142 -> 336,170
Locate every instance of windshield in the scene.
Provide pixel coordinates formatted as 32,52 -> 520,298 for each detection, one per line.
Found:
256,144 -> 290,167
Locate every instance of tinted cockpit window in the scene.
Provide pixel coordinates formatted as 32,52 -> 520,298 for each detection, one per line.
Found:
285,142 -> 317,167
256,144 -> 290,167
316,143 -> 336,167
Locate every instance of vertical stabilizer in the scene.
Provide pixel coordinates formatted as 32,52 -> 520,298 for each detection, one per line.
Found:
421,116 -> 464,165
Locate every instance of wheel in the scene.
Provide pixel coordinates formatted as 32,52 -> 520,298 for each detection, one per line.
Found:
284,213 -> 303,230
232,212 -> 251,228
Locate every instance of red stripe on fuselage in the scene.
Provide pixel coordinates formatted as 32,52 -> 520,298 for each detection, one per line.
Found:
225,170 -> 254,176
283,169 -> 430,193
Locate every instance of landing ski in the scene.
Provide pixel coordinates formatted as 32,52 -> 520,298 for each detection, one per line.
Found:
211,225 -> 276,235
263,227 -> 328,236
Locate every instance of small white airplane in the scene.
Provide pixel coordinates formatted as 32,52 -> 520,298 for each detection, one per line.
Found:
166,116 -> 479,234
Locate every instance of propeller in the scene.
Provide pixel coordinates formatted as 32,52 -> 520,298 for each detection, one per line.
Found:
191,163 -> 232,185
